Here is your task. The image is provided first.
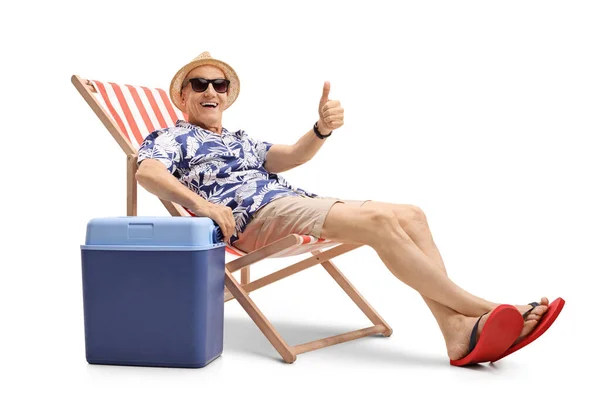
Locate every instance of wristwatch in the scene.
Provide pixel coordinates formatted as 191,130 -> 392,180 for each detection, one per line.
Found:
313,121 -> 332,139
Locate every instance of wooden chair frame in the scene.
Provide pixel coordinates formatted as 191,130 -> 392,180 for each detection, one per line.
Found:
72,74 -> 392,363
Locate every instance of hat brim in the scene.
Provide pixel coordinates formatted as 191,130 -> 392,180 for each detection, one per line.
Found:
169,58 -> 239,112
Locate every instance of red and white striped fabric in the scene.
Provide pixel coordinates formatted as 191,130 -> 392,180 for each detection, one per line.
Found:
225,235 -> 337,258
91,80 -> 341,258
91,80 -> 187,148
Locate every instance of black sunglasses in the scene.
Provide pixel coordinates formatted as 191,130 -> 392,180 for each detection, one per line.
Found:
184,78 -> 230,94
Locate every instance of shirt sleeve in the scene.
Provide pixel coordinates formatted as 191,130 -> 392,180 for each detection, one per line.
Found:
137,129 -> 184,175
246,135 -> 273,166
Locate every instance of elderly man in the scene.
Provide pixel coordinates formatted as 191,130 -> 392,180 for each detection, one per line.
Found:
135,52 -> 563,366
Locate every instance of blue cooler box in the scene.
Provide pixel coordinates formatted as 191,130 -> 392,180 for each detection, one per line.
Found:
80,216 -> 226,368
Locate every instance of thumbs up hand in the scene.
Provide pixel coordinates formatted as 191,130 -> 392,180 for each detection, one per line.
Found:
317,81 -> 344,135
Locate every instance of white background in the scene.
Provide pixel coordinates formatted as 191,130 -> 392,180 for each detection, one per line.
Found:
1,0 -> 598,398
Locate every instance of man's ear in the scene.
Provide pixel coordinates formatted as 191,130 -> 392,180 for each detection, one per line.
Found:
180,90 -> 187,108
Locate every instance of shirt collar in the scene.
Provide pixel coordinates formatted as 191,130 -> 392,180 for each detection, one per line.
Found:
176,119 -> 231,135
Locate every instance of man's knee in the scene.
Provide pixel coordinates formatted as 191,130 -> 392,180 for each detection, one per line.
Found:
360,208 -> 410,245
395,204 -> 428,230
368,208 -> 397,229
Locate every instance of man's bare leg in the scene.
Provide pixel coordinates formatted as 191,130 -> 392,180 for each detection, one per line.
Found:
322,202 -> 549,360
363,201 -> 550,348
360,201 -> 482,357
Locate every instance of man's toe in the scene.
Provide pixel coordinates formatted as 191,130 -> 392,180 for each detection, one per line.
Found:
527,305 -> 548,321
526,312 -> 542,322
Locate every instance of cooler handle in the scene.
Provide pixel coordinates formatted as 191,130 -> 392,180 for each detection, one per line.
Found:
212,225 -> 224,243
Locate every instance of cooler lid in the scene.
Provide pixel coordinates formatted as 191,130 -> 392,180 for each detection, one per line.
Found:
82,216 -> 225,250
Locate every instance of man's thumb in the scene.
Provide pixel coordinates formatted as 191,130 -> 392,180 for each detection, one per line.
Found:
321,81 -> 331,103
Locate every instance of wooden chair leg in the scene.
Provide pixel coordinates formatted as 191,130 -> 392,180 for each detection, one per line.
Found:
241,266 -> 250,285
224,270 -> 296,363
313,251 -> 393,337
127,154 -> 138,217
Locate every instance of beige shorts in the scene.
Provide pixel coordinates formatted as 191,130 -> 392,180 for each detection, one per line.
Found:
234,195 -> 370,253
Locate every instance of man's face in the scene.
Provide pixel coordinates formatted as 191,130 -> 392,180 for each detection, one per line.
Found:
181,65 -> 228,129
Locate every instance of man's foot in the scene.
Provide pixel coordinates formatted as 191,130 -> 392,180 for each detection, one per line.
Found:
446,311 -> 488,361
513,297 -> 549,345
442,305 -> 520,361
444,298 -> 551,362
448,304 -> 526,366
489,297 -> 564,362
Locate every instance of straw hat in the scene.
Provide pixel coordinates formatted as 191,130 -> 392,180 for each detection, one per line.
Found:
169,51 -> 240,112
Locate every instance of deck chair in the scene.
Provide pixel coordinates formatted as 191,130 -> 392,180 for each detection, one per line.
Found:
72,74 -> 392,363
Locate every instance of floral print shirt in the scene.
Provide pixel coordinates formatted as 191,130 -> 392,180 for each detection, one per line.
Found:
137,120 -> 318,244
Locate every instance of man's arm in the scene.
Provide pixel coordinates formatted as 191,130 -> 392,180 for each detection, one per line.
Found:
136,159 -> 237,241
264,82 -> 343,174
136,159 -> 212,213
264,121 -> 330,173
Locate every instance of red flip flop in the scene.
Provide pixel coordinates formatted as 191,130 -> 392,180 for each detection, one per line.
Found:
450,304 -> 524,367
490,297 -> 565,363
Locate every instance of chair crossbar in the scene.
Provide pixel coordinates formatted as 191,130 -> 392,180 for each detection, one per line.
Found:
224,244 -> 361,302
293,325 -> 387,355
